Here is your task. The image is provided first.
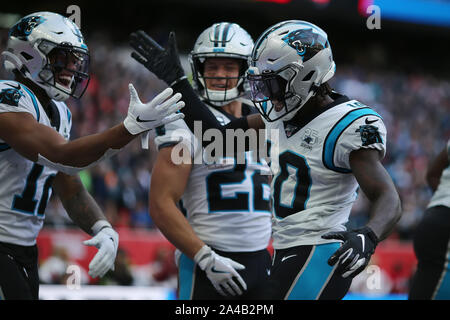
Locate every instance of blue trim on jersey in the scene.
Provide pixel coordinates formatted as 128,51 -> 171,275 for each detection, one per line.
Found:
322,107 -> 382,173
178,253 -> 195,300
287,243 -> 340,300
262,101 -> 268,113
20,85 -> 40,122
250,170 -> 272,214
66,108 -> 72,124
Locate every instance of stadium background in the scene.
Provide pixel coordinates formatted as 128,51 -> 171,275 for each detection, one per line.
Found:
0,0 -> 449,299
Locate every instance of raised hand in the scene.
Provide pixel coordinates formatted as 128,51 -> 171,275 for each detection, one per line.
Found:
130,30 -> 186,86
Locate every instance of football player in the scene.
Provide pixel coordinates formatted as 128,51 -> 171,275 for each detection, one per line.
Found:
130,20 -> 402,300
131,23 -> 272,299
0,12 -> 184,299
409,139 -> 450,300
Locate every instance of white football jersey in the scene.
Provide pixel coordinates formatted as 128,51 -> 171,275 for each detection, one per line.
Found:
265,96 -> 387,249
427,139 -> 450,209
155,105 -> 272,252
0,80 -> 72,246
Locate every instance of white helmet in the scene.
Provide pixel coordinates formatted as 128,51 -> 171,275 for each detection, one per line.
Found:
189,22 -> 253,106
2,12 -> 90,101
247,20 -> 335,122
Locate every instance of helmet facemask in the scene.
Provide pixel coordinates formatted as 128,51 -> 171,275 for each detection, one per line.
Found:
248,64 -> 305,122
37,40 -> 90,101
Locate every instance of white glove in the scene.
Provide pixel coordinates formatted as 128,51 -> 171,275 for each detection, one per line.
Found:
83,226 -> 119,278
194,245 -> 247,297
123,84 -> 185,135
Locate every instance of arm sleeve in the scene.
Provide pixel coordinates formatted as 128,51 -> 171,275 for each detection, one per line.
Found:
333,116 -> 387,170
172,79 -> 249,131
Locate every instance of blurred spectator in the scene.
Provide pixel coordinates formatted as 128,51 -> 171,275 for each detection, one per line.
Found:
151,247 -> 178,287
130,200 -> 153,229
39,246 -> 89,285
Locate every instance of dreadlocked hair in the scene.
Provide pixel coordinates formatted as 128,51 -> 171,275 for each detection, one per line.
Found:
316,82 -> 333,98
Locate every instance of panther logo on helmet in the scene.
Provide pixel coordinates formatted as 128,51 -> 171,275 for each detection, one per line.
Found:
9,16 -> 47,40
282,28 -> 327,61
0,88 -> 25,107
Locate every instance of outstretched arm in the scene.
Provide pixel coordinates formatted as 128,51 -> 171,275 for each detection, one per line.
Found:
0,85 -> 184,174
0,113 -> 132,168
171,78 -> 265,135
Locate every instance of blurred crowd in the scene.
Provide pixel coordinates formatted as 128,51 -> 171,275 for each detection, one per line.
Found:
1,30 -> 449,243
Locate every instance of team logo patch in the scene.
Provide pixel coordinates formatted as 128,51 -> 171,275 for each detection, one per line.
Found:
9,16 -> 46,40
0,88 -> 25,107
355,124 -> 382,146
300,128 -> 319,150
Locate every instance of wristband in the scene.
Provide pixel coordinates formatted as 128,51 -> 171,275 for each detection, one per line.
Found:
91,220 -> 113,236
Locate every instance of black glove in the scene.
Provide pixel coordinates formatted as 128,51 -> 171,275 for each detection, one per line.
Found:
321,226 -> 379,279
129,30 -> 186,86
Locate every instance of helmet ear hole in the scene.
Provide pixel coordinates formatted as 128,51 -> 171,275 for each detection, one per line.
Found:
302,71 -> 315,81
20,52 -> 34,61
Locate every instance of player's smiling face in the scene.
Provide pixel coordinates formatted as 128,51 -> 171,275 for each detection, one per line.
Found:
203,58 -> 240,91
48,49 -> 84,89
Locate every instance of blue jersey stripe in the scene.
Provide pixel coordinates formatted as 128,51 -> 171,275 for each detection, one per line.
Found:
287,243 -> 340,300
21,85 -> 40,122
322,107 -> 382,173
178,253 -> 196,300
66,108 -> 72,124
